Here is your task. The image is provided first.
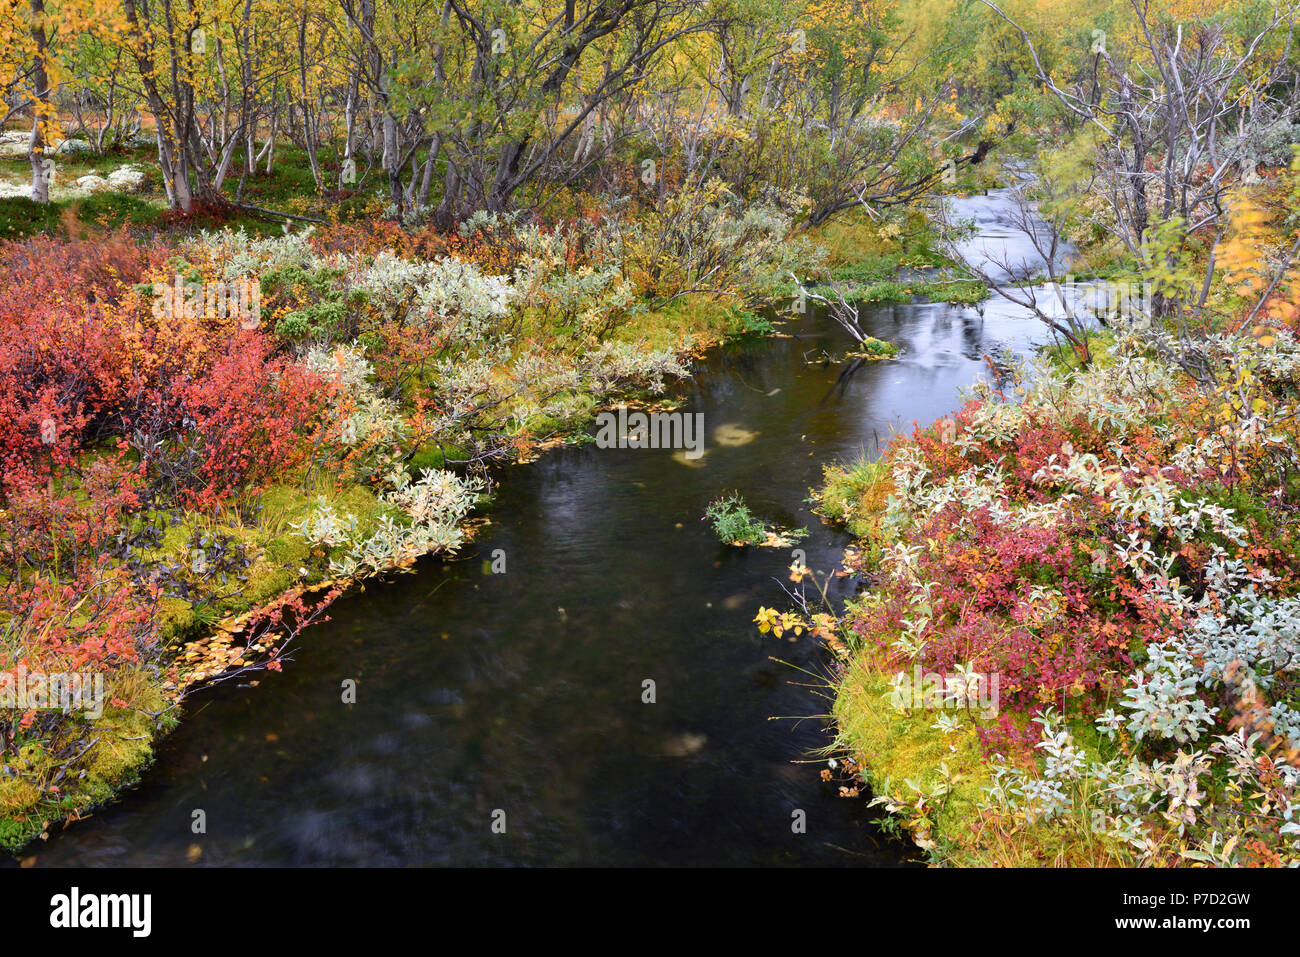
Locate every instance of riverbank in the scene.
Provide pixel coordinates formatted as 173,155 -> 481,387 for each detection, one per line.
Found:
811,301 -> 1300,867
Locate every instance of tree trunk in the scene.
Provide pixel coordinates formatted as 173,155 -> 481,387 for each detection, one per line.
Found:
418,134 -> 441,208
28,0 -> 52,203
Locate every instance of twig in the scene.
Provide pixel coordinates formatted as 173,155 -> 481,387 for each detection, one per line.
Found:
234,202 -> 326,224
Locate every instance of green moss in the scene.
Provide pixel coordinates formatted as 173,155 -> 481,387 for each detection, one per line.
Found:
257,482 -> 392,538
920,279 -> 989,305
832,658 -> 1132,865
1042,329 -> 1118,371
613,294 -> 740,349
856,336 -> 901,358
142,481 -> 393,634
832,659 -> 992,851
74,192 -> 162,230
811,457 -> 891,550
0,196 -> 66,239
228,145 -> 330,209
407,442 -> 463,471
0,665 -> 179,853
157,596 -> 204,642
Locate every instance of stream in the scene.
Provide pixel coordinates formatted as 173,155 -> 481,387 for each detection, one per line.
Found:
24,190 -> 1061,867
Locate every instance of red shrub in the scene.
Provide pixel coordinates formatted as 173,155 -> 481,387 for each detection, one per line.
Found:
0,234 -> 163,495
178,332 -> 335,506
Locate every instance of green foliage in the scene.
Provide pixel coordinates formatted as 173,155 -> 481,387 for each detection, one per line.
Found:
844,280 -> 913,305
728,310 -> 775,335
703,492 -> 770,546
1043,329 -> 1117,371
857,336 -> 901,357
811,457 -> 891,563
832,660 -> 993,858
276,300 -> 348,342
0,666 -> 179,852
922,279 -> 989,305
75,193 -> 161,230
0,196 -> 65,238
262,263 -> 354,343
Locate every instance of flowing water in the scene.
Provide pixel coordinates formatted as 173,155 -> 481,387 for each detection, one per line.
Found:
23,190 -> 1062,867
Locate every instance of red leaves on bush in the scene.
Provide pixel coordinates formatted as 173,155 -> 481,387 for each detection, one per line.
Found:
0,560 -> 158,674
178,333 -> 334,506
0,455 -> 143,575
0,235 -> 159,494
0,232 -> 339,509
847,402 -> 1209,759
850,503 -> 1139,724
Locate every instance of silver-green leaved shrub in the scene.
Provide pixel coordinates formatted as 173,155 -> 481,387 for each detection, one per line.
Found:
196,227 -> 319,281
292,469 -> 483,580
1115,638 -> 1219,744
333,468 -> 483,578
352,250 -> 514,334
577,341 -> 691,395
301,341 -> 409,481
289,496 -> 358,550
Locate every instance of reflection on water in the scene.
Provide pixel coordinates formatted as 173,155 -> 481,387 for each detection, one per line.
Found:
24,202 -> 1065,867
945,188 -> 1072,284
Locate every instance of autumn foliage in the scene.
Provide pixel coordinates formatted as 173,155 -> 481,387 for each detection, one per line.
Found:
0,228 -> 349,846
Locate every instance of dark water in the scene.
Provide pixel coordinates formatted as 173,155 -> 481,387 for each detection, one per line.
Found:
24,194 -> 1060,866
